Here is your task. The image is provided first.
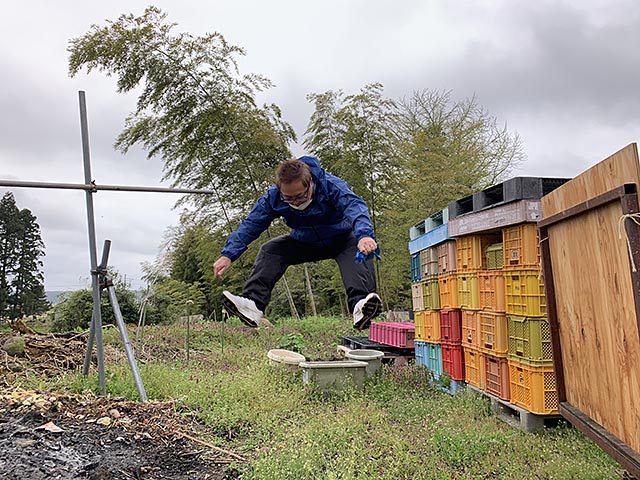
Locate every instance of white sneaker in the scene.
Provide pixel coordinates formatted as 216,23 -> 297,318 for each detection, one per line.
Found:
353,293 -> 382,330
221,291 -> 264,328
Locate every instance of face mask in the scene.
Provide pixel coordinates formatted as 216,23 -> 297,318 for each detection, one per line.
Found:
288,197 -> 313,211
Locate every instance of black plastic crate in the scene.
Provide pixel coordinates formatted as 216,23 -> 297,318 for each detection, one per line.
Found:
448,177 -> 570,219
340,336 -> 414,356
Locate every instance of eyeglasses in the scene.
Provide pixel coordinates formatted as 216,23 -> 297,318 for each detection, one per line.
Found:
280,184 -> 311,203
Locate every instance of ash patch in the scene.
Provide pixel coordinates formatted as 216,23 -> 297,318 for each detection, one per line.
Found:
0,390 -> 241,480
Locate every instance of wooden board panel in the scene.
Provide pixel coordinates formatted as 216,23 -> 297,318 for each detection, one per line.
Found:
448,200 -> 541,237
547,200 -> 640,452
542,143 -> 640,217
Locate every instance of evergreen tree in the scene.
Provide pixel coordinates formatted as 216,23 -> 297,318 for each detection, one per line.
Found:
0,192 -> 48,318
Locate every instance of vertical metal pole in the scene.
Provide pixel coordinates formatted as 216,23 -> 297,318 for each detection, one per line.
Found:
79,91 -> 106,395
106,285 -> 148,402
82,311 -> 95,375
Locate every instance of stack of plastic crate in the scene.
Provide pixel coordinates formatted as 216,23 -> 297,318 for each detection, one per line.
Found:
455,233 -> 499,390
409,209 -> 451,382
477,240 -> 510,401
414,243 -> 443,379
503,223 -> 558,415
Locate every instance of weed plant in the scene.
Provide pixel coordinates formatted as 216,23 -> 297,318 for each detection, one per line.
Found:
23,315 -> 622,479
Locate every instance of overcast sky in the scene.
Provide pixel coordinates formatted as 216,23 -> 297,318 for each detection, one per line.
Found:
1,0 -> 639,292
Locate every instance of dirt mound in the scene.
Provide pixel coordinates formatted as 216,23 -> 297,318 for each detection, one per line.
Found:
0,332 -> 127,384
0,388 -> 242,479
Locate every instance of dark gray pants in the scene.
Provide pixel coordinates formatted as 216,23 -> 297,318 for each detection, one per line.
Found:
243,232 -> 376,313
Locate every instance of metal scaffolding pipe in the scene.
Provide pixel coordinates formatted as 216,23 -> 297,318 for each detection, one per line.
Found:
79,91 -> 106,395
0,179 -> 215,195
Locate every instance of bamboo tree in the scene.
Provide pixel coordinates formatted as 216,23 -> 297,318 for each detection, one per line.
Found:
68,7 -> 300,317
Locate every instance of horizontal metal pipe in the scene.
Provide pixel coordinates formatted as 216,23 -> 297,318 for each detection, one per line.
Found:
0,179 -> 214,195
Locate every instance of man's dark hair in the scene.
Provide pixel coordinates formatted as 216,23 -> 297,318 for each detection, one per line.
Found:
275,159 -> 312,187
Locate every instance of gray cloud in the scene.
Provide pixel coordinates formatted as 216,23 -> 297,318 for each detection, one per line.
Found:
2,0 -> 638,292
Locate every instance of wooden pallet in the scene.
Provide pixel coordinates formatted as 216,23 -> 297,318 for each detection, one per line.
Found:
468,385 -> 561,433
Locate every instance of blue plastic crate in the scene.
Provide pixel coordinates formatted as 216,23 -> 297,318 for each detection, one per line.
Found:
430,377 -> 466,395
415,340 -> 428,367
427,342 -> 443,379
410,253 -> 421,282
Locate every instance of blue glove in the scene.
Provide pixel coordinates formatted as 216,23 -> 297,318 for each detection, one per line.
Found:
354,247 -> 381,263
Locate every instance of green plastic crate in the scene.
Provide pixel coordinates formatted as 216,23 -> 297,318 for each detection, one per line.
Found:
507,315 -> 553,365
486,243 -> 504,270
422,277 -> 440,310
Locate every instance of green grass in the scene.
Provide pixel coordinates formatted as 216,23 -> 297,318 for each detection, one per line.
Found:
16,316 -> 622,479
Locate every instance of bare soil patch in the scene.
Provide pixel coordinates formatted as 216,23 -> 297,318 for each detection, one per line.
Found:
0,332 -> 244,480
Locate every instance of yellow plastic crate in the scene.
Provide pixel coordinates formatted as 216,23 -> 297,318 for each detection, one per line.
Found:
414,310 -> 426,340
438,273 -> 459,309
457,272 -> 480,310
479,311 -> 508,357
508,360 -> 558,415
478,270 -> 506,312
505,269 -> 546,317
503,223 -> 540,269
464,346 -> 486,390
461,310 -> 480,349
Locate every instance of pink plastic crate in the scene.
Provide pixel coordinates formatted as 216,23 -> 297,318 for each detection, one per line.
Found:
369,322 -> 415,348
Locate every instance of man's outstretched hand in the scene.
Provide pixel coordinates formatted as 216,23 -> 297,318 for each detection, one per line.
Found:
213,256 -> 232,278
357,236 -> 378,255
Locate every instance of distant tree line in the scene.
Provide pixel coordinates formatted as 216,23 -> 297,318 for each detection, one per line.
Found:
65,7 -> 524,322
0,192 -> 49,319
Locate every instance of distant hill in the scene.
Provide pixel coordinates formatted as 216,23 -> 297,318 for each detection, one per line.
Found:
45,291 -> 70,305
45,289 -> 145,305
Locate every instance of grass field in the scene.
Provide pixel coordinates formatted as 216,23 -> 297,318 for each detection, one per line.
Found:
12,316 -> 623,479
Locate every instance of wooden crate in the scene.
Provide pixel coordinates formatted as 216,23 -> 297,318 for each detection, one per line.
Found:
540,143 -> 640,476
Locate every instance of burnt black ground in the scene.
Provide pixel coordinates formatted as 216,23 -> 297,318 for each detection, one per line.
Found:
0,408 -> 239,480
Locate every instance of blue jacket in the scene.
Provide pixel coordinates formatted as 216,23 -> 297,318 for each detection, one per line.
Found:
221,156 -> 375,261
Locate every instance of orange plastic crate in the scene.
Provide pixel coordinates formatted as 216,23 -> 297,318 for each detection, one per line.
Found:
456,234 -> 501,271
461,310 -> 480,349
485,354 -> 510,401
479,311 -> 509,357
503,223 -> 540,269
505,269 -> 546,317
464,346 -> 486,390
508,360 -> 558,415
424,310 -> 441,343
478,270 -> 506,312
438,273 -> 459,309
437,241 -> 457,274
